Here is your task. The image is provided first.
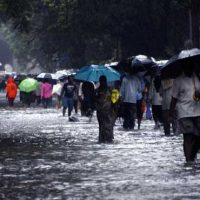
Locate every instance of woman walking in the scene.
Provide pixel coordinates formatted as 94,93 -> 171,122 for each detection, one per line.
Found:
6,77 -> 17,107
95,76 -> 118,143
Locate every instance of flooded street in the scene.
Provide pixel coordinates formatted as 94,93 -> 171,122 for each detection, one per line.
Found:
0,94 -> 200,199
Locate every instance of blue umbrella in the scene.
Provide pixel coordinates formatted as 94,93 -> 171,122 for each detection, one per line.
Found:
74,65 -> 121,82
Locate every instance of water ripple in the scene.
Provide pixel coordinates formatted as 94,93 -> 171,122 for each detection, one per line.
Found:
0,108 -> 200,199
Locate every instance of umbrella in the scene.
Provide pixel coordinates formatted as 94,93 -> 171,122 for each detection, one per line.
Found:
74,65 -> 121,82
54,70 -> 69,80
14,73 -> 27,85
37,73 -> 57,80
115,55 -> 155,75
131,55 -> 156,73
19,78 -> 39,93
148,60 -> 168,77
114,59 -> 131,73
161,48 -> 200,79
37,72 -> 57,84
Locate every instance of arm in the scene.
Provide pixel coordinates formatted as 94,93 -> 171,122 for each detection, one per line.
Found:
40,84 -> 43,99
6,84 -> 9,98
148,82 -> 153,103
120,78 -> 125,100
61,84 -> 65,98
136,77 -> 142,94
170,97 -> 177,113
169,97 -> 178,120
170,78 -> 179,114
78,83 -> 83,99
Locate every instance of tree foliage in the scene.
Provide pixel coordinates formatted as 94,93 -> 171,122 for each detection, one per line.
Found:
0,0 -> 199,71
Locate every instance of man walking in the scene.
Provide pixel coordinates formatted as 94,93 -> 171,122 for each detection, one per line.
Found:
120,74 -> 141,130
170,60 -> 200,162
61,76 -> 77,118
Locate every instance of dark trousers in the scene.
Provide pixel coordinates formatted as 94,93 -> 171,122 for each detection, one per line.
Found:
162,109 -> 177,135
36,96 -> 41,105
123,102 -> 136,129
152,105 -> 163,125
42,98 -> 51,108
73,99 -> 78,114
81,97 -> 94,116
62,97 -> 74,117
136,100 -> 143,129
8,98 -> 14,107
97,110 -> 116,143
183,134 -> 200,162
136,100 -> 143,121
21,92 -> 32,107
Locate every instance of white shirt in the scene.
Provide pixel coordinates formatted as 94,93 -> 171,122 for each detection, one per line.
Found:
120,74 -> 141,103
172,73 -> 200,119
149,80 -> 162,105
160,79 -> 174,110
52,83 -> 63,96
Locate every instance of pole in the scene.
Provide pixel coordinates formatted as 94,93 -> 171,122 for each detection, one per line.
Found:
189,7 -> 193,42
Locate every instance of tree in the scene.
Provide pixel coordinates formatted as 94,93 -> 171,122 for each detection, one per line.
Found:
0,0 -> 197,71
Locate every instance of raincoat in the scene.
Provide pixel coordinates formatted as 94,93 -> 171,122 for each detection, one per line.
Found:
6,78 -> 17,99
41,82 -> 52,99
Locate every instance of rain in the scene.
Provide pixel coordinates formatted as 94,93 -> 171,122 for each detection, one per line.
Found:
0,92 -> 200,199
0,1 -> 200,200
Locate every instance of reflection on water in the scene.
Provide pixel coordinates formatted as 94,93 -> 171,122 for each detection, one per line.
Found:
0,108 -> 200,199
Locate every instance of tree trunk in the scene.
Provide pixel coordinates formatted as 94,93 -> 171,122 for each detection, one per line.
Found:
191,0 -> 200,47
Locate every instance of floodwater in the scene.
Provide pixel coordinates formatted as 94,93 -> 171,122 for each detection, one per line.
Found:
0,95 -> 200,199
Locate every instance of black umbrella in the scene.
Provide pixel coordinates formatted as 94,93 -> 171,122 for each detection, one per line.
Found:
114,58 -> 131,73
161,48 -> 200,79
37,73 -> 57,84
115,55 -> 155,75
131,55 -> 156,74
37,73 -> 57,79
148,60 -> 168,77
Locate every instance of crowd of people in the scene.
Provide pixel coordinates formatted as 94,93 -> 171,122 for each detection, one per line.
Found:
1,59 -> 200,162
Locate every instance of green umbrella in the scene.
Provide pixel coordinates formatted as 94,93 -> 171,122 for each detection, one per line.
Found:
19,78 -> 39,93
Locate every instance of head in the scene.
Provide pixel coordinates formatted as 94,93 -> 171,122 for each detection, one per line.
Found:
7,76 -> 14,83
68,75 -> 73,83
43,78 -> 48,83
154,75 -> 161,92
182,59 -> 194,77
99,75 -> 107,87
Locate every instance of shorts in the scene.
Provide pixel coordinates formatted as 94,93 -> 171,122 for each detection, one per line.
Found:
179,117 -> 200,136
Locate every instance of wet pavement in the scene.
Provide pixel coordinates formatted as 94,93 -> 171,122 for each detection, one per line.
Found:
0,92 -> 200,200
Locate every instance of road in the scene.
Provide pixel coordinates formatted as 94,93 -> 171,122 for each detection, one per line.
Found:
0,92 -> 200,200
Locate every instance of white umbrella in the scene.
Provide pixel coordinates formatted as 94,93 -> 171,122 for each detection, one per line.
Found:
37,73 -> 57,80
54,70 -> 69,80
